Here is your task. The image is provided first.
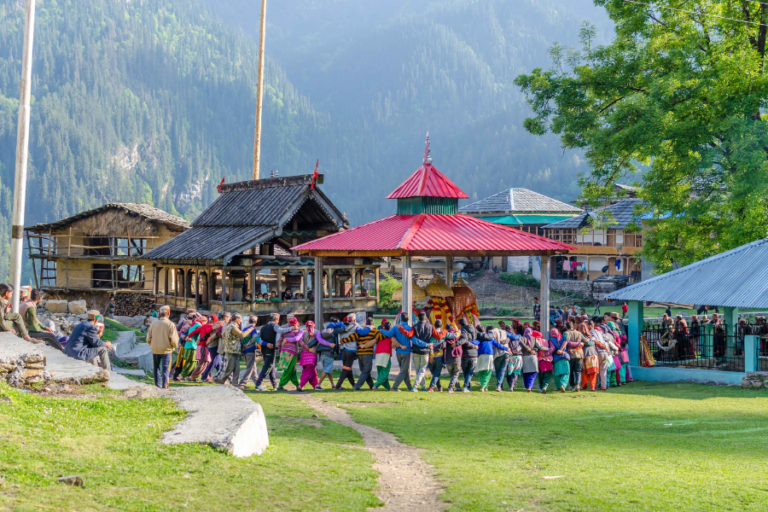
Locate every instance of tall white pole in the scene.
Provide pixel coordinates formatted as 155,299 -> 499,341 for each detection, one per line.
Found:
252,0 -> 267,180
10,0 -> 36,312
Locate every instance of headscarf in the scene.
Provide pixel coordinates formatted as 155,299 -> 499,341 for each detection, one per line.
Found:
577,323 -> 591,338
210,314 -> 218,323
289,317 -> 299,327
305,320 -> 316,337
550,328 -> 562,342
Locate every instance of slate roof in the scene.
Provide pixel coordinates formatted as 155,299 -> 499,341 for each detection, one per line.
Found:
459,189 -> 583,215
26,203 -> 191,232
606,238 -> 768,308
145,175 -> 347,263
542,199 -> 645,230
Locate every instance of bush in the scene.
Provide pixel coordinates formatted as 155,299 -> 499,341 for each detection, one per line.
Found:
500,272 -> 539,288
377,274 -> 402,311
494,307 -> 513,317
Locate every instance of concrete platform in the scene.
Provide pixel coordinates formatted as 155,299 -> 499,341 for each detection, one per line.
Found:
111,331 -> 136,357
162,385 -> 269,457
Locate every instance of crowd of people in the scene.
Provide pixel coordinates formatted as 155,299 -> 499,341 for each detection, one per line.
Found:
145,305 -> 632,393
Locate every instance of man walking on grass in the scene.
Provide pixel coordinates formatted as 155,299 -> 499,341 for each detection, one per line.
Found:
146,306 -> 179,388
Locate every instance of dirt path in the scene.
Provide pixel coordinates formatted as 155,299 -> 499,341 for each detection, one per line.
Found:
299,395 -> 446,512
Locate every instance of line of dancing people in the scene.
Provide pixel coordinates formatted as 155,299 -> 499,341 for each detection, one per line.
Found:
147,306 -> 632,392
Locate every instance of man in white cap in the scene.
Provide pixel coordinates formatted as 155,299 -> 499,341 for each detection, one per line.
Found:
146,305 -> 179,388
65,310 -> 112,370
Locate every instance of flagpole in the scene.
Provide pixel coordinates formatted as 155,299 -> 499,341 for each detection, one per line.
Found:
252,0 -> 267,181
10,0 -> 36,312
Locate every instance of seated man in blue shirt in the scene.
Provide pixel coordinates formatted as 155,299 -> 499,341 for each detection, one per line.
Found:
65,310 -> 112,371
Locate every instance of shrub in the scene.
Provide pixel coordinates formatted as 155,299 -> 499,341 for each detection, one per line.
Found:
500,272 -> 539,288
377,274 -> 402,311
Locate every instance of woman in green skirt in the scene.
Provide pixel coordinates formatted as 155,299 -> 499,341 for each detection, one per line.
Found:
550,327 -> 582,392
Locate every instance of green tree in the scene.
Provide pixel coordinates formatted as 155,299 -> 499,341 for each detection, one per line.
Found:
515,1 -> 768,273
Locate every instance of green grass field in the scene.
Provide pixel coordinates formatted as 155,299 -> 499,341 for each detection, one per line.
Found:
2,381 -> 768,511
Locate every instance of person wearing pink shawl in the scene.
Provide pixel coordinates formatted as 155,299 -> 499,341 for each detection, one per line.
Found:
297,320 -> 319,391
536,329 -> 556,393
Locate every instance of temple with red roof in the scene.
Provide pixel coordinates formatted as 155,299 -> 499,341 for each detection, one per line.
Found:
294,135 -> 576,332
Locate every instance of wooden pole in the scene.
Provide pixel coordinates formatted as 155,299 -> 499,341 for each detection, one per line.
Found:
251,0 -> 267,180
374,267 -> 380,307
314,257 -> 324,327
445,256 -> 454,286
222,266 -> 228,312
403,255 -> 413,324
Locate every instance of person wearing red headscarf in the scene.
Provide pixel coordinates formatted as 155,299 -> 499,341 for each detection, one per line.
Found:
297,320 -> 319,390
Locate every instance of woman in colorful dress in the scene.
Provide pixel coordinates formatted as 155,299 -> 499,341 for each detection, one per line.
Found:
505,333 -> 523,391
297,320 -> 319,391
473,326 -> 509,392
180,315 -> 204,379
373,320 -> 393,390
578,323 -> 599,390
276,318 -> 305,390
520,328 -> 544,392
535,330 -> 555,393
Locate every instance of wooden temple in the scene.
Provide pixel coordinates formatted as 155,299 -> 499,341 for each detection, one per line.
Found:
295,136 -> 576,334
145,174 -> 381,319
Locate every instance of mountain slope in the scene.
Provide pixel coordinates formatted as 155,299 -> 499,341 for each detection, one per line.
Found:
0,0 -> 333,281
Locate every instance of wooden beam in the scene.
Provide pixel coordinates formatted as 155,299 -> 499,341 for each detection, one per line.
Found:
314,257 -> 324,326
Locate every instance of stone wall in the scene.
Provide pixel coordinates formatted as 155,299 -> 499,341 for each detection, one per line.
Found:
0,333 -> 51,387
550,279 -> 619,300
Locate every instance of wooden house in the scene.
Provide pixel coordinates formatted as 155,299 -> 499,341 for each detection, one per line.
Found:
145,174 -> 381,320
542,199 -> 645,282
25,203 -> 190,296
459,188 -> 583,272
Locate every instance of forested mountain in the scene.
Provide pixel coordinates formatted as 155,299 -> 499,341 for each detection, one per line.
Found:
0,0 -> 611,282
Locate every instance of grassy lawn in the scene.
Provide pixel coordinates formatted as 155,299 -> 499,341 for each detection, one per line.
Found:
320,383 -> 768,512
0,383 -> 379,512
4,379 -> 768,512
103,318 -> 145,343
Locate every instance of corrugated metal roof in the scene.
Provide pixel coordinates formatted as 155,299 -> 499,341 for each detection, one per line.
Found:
386,164 -> 469,200
26,203 -> 190,232
477,214 -> 578,226
293,214 -> 575,254
606,238 -> 768,308
146,226 -> 275,262
460,189 -> 583,214
542,199 -> 645,230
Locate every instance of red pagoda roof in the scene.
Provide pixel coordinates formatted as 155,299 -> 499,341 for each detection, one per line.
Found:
386,163 -> 469,200
293,214 -> 575,256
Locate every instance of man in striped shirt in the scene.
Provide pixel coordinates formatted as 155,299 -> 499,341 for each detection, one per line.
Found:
345,317 -> 384,390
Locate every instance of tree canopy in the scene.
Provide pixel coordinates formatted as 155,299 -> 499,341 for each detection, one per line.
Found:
515,0 -> 768,273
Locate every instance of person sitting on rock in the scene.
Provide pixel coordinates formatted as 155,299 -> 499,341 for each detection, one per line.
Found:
65,309 -> 112,371
21,288 -> 63,350
0,283 -> 35,343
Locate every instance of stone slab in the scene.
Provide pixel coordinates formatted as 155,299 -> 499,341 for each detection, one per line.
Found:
107,372 -> 147,390
111,331 -> 136,358
40,345 -> 109,385
632,366 -> 743,386
116,343 -> 153,374
0,334 -> 51,386
162,385 -> 269,457
113,315 -> 148,329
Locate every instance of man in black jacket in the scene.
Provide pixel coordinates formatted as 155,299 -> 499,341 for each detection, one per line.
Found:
458,319 -> 478,392
411,312 -> 443,392
254,313 -> 280,391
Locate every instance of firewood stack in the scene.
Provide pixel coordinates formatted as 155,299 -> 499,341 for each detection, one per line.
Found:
114,294 -> 156,317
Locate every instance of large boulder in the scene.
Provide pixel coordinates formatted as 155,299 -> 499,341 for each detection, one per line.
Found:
45,300 -> 68,314
112,315 -> 147,329
68,300 -> 87,315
